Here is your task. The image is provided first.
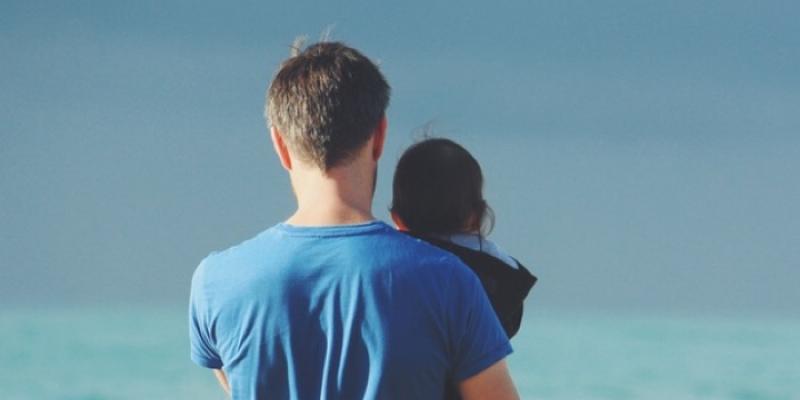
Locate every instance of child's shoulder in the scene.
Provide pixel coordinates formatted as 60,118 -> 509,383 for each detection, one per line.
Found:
441,234 -> 519,269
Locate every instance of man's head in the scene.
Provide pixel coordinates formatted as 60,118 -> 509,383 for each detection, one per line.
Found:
266,41 -> 391,171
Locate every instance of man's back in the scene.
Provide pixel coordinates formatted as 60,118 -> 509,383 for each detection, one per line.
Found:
189,221 -> 512,399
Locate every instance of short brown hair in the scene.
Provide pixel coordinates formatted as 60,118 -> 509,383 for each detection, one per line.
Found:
266,41 -> 391,170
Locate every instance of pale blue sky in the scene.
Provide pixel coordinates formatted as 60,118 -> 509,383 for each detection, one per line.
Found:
2,0 -> 798,316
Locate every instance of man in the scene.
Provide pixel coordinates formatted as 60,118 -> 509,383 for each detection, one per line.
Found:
189,40 -> 520,400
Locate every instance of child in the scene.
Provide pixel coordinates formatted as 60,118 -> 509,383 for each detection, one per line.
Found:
390,137 -> 537,340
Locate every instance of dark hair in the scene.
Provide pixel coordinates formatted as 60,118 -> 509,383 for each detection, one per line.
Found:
266,41 -> 391,170
391,138 -> 494,235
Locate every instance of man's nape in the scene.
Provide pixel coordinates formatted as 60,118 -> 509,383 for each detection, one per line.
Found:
273,115 -> 387,227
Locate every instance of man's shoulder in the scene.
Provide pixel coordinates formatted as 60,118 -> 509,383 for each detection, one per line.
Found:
192,225 -> 281,279
377,229 -> 458,261
383,231 -> 482,285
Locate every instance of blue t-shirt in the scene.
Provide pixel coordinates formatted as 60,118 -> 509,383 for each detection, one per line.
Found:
189,220 -> 512,399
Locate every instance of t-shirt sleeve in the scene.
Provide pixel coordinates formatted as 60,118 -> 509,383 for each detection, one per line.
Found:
189,260 -> 223,369
446,261 -> 513,382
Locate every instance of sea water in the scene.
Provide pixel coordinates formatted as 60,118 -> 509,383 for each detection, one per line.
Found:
1,307 -> 798,400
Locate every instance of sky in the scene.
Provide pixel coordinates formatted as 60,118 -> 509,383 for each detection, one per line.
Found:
1,0 -> 798,316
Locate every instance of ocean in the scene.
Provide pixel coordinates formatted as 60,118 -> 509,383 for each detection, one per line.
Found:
1,307 -> 797,400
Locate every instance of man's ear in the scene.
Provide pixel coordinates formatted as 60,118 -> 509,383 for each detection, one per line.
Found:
371,116 -> 388,161
270,126 -> 292,171
390,211 -> 408,231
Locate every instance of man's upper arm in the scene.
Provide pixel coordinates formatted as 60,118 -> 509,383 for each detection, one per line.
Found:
446,260 -> 516,382
189,259 -> 223,369
459,359 -> 519,400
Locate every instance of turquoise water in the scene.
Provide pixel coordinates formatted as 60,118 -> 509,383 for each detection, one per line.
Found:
2,308 -> 798,399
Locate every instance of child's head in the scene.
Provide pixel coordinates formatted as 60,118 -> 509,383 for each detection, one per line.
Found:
391,138 -> 493,235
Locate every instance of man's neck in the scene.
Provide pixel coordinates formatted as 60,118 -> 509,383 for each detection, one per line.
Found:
286,207 -> 375,227
285,162 -> 376,227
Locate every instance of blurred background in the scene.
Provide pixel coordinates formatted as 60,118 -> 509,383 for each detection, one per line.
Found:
2,1 -> 798,399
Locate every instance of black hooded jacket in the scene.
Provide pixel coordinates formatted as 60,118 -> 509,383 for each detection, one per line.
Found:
406,232 -> 538,338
